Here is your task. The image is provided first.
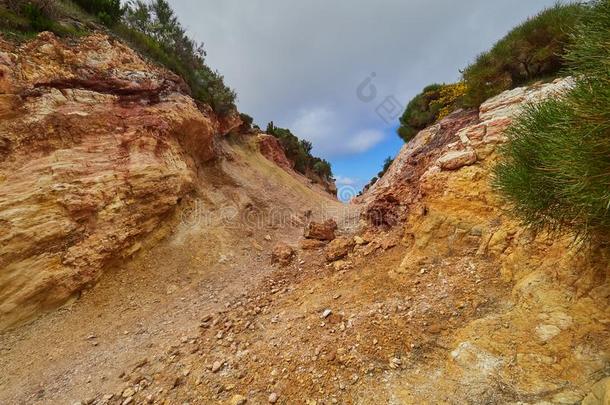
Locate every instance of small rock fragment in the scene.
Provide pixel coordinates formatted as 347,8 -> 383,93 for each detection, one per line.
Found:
230,394 -> 247,405
211,361 -> 223,373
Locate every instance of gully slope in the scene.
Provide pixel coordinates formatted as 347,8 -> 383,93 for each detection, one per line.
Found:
0,33 -> 609,405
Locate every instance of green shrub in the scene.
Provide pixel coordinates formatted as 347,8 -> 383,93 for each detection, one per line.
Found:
265,122 -> 333,180
493,0 -> 610,240
397,83 -> 466,142
379,156 -> 394,178
313,159 -> 332,179
0,1 -> 81,38
71,0 -> 123,26
120,0 -> 236,115
22,2 -> 52,31
463,3 -> 586,107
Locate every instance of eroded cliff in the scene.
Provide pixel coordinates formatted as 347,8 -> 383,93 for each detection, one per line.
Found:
358,77 -> 610,403
0,32 -> 608,405
0,32 -> 338,331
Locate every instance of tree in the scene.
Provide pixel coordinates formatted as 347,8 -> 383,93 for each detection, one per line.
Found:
266,121 -> 275,134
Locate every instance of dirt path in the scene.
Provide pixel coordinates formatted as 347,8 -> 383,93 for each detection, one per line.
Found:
0,141 -> 355,405
0,192 -> 353,404
0,198 -> 511,405
0,144 -> 514,405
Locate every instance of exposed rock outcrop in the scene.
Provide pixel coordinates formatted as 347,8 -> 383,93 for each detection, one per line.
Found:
257,134 -> 293,171
257,133 -> 338,197
359,77 -> 609,403
0,32 -> 241,329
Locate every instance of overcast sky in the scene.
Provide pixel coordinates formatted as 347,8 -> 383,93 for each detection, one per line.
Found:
167,0 -> 561,196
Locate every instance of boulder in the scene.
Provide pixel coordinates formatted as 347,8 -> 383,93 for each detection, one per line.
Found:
304,219 -> 337,241
332,260 -> 352,271
271,243 -> 295,266
437,150 -> 477,171
325,236 -> 355,262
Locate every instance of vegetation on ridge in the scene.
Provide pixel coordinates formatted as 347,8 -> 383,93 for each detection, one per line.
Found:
463,3 -> 586,107
265,122 -> 333,181
0,0 -> 237,115
494,0 -> 610,240
397,82 -> 467,142
395,2 -> 585,145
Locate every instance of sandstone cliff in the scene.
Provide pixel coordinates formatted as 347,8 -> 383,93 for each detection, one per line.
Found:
0,32 -> 335,331
357,77 -> 610,403
0,32 -> 608,405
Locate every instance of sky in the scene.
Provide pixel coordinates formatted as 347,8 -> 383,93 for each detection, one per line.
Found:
166,0 -> 561,198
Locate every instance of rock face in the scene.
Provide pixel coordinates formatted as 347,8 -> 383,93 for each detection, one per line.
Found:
257,134 -> 293,171
257,133 -> 337,197
436,149 -> 477,170
360,77 -> 610,402
0,33 -> 240,329
583,377 -> 610,405
303,219 -> 337,241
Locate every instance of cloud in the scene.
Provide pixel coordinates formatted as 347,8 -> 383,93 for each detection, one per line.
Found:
335,175 -> 358,186
346,130 -> 385,154
168,0 -> 560,162
290,107 -> 385,155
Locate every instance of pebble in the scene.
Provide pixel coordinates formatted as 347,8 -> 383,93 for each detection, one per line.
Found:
389,357 -> 402,369
122,388 -> 135,398
268,392 -> 279,403
230,394 -> 247,405
211,361 -> 223,373
321,309 -> 332,319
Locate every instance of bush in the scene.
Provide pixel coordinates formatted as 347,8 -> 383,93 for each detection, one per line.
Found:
21,2 -> 52,31
397,83 -> 466,142
120,0 -> 236,115
463,3 -> 586,107
493,0 -> 610,240
313,160 -> 332,178
72,0 -> 123,26
266,122 -> 333,180
0,0 -> 81,37
238,113 -> 254,131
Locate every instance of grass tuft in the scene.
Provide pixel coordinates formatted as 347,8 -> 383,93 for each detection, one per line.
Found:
493,0 -> 610,240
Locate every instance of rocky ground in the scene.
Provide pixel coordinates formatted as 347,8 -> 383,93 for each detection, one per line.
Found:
0,33 -> 609,405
